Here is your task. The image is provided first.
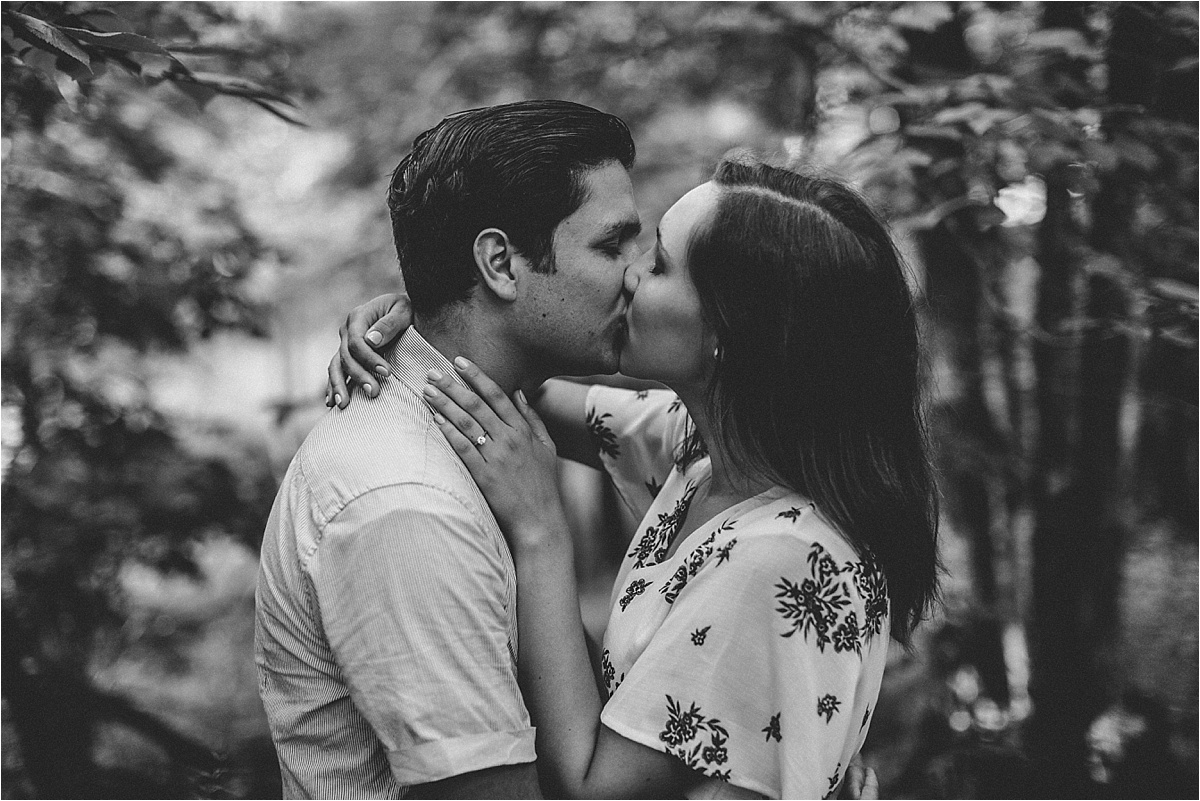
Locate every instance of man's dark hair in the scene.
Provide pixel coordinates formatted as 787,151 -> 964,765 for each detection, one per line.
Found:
387,100 -> 636,316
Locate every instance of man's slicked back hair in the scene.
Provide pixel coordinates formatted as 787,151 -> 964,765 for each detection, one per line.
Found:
387,100 -> 636,316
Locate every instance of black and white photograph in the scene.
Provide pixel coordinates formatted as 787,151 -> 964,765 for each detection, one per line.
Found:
2,2 -> 1196,798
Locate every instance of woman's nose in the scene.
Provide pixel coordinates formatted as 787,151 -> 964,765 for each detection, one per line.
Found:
624,255 -> 645,294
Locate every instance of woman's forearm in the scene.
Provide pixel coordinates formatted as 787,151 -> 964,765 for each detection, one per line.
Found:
530,379 -> 600,469
510,522 -> 606,797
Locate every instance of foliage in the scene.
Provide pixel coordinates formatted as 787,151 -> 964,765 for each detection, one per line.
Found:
2,2 -> 298,796
826,3 -> 1197,795
2,1 -> 302,129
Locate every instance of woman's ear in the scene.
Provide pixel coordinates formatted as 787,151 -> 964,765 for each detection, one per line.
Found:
473,228 -> 519,302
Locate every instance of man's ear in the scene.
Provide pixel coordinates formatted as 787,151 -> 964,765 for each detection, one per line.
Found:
473,228 -> 519,302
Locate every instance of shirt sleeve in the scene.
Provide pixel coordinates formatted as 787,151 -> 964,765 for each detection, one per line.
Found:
586,385 -> 690,521
600,531 -> 883,799
310,483 -> 536,786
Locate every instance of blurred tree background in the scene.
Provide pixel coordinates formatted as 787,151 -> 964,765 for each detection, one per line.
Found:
2,2 -> 1196,798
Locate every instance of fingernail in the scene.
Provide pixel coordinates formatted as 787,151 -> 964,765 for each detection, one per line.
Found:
432,412 -> 445,424
422,384 -> 438,398
374,365 -> 390,377
363,383 -> 374,395
427,368 -> 442,381
515,389 -> 526,404
334,393 -> 342,406
453,356 -> 470,370
365,331 -> 383,346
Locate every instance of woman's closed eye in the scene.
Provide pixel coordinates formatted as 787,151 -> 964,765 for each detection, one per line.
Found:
650,248 -> 666,275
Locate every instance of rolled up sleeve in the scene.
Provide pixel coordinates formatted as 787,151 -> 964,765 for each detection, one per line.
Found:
310,483 -> 535,785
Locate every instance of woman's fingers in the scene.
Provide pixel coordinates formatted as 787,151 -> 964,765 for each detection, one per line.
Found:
430,410 -> 488,474
422,381 -> 496,454
840,754 -> 878,800
861,768 -> 879,801
327,355 -> 350,409
345,294 -> 410,380
426,366 -> 507,438
338,323 -> 380,399
514,389 -> 555,453
361,293 -> 411,349
451,357 -> 525,430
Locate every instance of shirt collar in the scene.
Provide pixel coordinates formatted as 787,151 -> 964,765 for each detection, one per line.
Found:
388,326 -> 468,397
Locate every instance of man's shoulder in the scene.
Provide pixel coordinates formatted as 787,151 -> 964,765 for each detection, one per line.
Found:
292,391 -> 477,515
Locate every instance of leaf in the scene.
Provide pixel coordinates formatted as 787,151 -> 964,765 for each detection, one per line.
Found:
15,45 -> 62,86
55,52 -> 92,82
1024,29 -> 1099,61
247,99 -> 308,127
1149,278 -> 1199,305
889,2 -> 953,33
159,42 -> 256,56
932,102 -> 1017,135
173,80 -> 218,110
182,71 -> 298,107
903,124 -> 965,142
75,9 -> 135,34
58,27 -> 170,57
4,11 -> 90,73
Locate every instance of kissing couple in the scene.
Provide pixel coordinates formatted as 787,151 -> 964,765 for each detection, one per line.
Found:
256,100 -> 938,799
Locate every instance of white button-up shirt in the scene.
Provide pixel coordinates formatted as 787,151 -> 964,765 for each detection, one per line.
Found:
255,328 -> 535,798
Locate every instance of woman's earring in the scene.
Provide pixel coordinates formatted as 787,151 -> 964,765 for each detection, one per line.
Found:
713,345 -> 721,361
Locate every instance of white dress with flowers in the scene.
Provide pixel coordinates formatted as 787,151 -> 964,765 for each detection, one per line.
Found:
587,386 -> 890,800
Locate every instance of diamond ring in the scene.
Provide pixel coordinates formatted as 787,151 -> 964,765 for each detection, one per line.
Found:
475,434 -> 488,446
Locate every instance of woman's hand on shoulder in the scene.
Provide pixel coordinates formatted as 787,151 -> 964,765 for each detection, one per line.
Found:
423,357 -> 568,550
326,293 -> 411,408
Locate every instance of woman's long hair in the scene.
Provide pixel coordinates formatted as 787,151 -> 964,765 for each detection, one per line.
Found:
684,157 -> 940,645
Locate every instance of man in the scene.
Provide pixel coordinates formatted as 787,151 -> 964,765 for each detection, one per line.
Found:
254,100 -> 642,798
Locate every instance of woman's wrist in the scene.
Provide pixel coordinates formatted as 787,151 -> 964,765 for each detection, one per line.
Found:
509,510 -> 573,556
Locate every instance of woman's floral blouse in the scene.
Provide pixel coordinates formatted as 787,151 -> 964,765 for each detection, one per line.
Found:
588,386 -> 890,800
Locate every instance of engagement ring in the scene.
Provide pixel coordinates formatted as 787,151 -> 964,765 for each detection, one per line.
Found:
475,434 -> 488,446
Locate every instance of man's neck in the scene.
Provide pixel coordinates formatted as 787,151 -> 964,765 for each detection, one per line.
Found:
415,312 -> 534,397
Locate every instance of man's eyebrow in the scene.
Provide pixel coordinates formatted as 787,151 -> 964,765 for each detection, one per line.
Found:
597,219 -> 642,241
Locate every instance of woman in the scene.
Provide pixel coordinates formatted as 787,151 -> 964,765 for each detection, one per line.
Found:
330,158 -> 938,798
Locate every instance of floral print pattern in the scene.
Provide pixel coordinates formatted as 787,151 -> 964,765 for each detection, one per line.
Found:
586,408 -> 620,459
762,713 -> 782,742
627,482 -> 697,569
601,648 -> 624,695
817,694 -> 841,723
715,538 -> 737,565
659,524 -> 729,604
586,385 -> 889,799
645,475 -> 663,499
618,578 -> 653,612
824,762 -> 842,799
773,542 -> 886,656
659,696 -> 732,781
